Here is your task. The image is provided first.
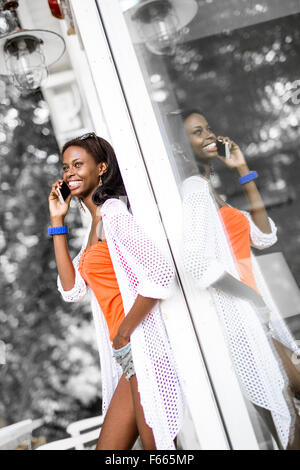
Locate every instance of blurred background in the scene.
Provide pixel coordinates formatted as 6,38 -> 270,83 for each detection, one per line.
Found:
0,81 -> 102,441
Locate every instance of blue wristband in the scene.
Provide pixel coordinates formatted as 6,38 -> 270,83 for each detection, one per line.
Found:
238,171 -> 258,185
48,225 -> 68,236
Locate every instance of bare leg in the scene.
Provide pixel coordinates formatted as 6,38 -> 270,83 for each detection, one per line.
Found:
285,386 -> 300,451
287,413 -> 300,450
129,374 -> 156,450
96,373 -> 156,450
96,374 -> 138,450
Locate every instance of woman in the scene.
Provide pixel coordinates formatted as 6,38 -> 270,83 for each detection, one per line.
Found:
48,133 -> 184,450
181,110 -> 300,449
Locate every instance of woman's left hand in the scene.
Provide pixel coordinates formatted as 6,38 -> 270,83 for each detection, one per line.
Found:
113,330 -> 130,350
216,136 -> 248,170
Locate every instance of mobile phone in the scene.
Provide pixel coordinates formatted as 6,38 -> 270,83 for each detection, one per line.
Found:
56,181 -> 71,204
216,139 -> 230,159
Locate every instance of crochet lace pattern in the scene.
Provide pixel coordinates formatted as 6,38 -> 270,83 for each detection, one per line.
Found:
102,199 -> 184,449
57,198 -> 184,450
182,175 -> 299,449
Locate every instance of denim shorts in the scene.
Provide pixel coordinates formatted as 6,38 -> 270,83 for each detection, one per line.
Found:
113,342 -> 135,381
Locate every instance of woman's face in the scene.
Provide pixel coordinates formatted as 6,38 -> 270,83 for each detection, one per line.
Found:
62,146 -> 104,199
184,113 -> 218,161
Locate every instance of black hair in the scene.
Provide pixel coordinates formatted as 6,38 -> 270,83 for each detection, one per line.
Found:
180,108 -> 205,122
62,134 -> 128,206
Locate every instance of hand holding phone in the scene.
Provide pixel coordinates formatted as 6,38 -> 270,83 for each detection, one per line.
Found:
216,139 -> 230,159
49,179 -> 72,221
56,181 -> 71,204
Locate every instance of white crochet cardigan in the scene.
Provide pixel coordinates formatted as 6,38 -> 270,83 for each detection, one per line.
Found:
182,175 -> 300,449
57,198 -> 184,450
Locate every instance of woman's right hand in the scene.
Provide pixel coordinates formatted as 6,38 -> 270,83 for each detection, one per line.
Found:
48,179 -> 72,221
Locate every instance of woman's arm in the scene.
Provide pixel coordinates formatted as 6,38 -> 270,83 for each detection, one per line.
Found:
103,200 -> 174,349
113,295 -> 158,349
236,163 -> 271,234
51,217 -> 76,291
49,179 -> 76,291
217,138 -> 271,234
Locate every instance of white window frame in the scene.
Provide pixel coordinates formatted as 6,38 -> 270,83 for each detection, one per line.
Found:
69,0 -> 261,450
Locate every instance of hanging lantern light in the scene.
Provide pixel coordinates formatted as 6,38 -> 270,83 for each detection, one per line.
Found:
0,2 -> 65,92
122,0 -> 198,56
4,34 -> 48,91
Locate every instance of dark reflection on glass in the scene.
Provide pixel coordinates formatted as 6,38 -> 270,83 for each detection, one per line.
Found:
178,108 -> 300,449
120,0 -> 300,449
164,12 -> 300,285
168,11 -> 300,448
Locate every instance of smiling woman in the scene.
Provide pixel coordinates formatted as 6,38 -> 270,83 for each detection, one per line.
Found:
62,133 -> 127,206
183,111 -> 218,161
62,146 -> 104,198
48,133 -> 183,450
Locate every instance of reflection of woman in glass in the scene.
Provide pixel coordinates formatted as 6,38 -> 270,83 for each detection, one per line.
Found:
48,134 -> 183,450
181,110 -> 300,449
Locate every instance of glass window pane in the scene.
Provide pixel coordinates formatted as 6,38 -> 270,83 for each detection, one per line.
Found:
119,0 -> 300,449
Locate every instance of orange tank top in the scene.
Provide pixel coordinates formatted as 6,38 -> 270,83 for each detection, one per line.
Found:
219,206 -> 259,293
78,241 -> 125,342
